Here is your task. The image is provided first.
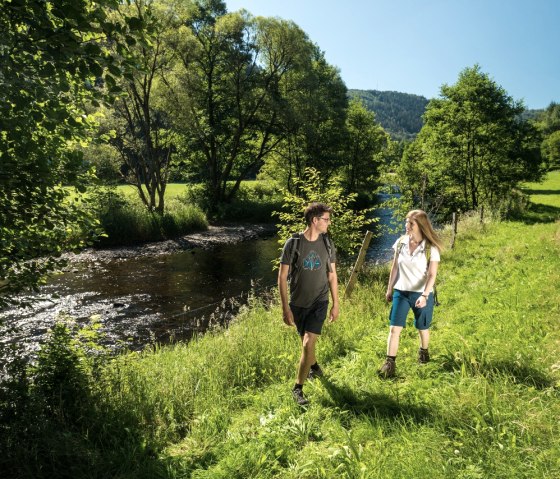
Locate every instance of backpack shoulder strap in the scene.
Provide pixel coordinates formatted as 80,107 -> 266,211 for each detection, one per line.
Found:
395,235 -> 407,255
288,232 -> 302,268
321,233 -> 334,272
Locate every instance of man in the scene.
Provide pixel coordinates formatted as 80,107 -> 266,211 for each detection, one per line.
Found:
278,202 -> 339,406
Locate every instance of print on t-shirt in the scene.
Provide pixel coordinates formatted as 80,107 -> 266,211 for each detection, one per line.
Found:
303,250 -> 321,271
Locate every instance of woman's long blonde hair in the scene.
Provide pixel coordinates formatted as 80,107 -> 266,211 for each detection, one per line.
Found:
407,210 -> 444,251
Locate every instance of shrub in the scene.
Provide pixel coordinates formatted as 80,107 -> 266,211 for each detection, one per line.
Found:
275,168 -> 377,257
90,188 -> 207,246
180,180 -> 283,222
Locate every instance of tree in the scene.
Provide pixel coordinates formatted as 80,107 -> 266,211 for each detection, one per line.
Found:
342,98 -> 389,196
0,0 -> 142,305
392,140 -> 461,218
415,65 -> 544,217
275,168 -> 375,257
541,130 -> 560,169
535,102 -> 560,169
110,0 -> 178,213
262,52 -> 348,192
164,3 -> 293,210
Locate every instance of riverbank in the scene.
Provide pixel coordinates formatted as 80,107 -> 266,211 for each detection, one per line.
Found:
2,173 -> 559,478
63,223 -> 277,263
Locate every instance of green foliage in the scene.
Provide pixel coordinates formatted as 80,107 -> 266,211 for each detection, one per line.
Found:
181,180 -> 283,222
107,0 -> 179,213
348,89 -> 429,141
340,98 -> 389,197
90,188 -> 207,245
402,65 -> 546,220
274,168 -> 376,256
535,102 -> 560,169
160,5 -> 352,209
1,174 -> 559,477
0,0 -> 144,305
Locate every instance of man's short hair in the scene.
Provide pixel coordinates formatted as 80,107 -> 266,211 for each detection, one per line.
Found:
304,202 -> 332,226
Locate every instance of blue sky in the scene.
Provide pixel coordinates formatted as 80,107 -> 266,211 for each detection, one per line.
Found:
225,0 -> 559,109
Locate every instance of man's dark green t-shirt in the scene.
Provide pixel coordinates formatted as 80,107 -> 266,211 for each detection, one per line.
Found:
280,234 -> 336,308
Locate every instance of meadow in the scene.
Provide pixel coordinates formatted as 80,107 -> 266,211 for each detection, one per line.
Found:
3,172 -> 559,478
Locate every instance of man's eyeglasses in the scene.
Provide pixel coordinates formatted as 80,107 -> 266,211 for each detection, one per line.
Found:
318,217 -> 331,223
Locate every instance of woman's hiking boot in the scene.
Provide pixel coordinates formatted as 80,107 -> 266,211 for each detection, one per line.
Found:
418,348 -> 430,364
292,386 -> 309,406
378,357 -> 396,379
308,363 -> 324,380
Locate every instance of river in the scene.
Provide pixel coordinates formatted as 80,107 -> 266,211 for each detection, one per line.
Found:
0,198 -> 400,357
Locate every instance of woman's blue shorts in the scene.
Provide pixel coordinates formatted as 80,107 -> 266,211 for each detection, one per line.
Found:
389,289 -> 434,330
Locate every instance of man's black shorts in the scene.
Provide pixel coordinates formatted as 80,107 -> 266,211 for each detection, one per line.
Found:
290,300 -> 329,336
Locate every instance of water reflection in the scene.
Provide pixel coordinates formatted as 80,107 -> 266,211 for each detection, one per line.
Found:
0,238 -> 281,354
1,197 -> 401,355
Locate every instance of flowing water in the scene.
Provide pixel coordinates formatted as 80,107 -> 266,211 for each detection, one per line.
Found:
1,197 -> 399,356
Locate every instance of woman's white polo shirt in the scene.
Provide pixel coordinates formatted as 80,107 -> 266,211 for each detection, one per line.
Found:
392,235 -> 440,293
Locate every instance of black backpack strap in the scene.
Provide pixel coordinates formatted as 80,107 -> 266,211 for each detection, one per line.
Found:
287,232 -> 302,283
321,233 -> 334,272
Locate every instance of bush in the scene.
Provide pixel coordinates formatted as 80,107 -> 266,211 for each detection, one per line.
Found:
181,180 -> 283,222
162,199 -> 208,236
275,168 -> 377,257
89,188 -> 208,246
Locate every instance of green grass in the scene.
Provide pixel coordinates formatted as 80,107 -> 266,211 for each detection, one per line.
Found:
520,170 -> 560,208
84,210 -> 558,478
116,183 -> 189,200
3,174 -> 559,478
117,181 -> 283,222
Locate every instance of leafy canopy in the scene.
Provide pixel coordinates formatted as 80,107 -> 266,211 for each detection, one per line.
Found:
396,65 -> 545,219
0,0 -> 143,306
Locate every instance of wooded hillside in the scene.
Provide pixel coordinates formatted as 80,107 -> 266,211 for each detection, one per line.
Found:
348,89 -> 429,140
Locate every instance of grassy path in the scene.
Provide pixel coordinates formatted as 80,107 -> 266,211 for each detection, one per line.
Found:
84,172 -> 560,478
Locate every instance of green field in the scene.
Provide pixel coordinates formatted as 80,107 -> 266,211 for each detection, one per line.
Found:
521,169 -> 560,208
93,173 -> 560,477
6,173 -> 559,478
115,183 -> 189,200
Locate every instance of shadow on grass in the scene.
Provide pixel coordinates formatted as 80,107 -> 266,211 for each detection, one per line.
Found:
520,189 -> 560,196
510,203 -> 560,224
0,325 -> 177,479
441,356 -> 554,390
317,377 -> 433,424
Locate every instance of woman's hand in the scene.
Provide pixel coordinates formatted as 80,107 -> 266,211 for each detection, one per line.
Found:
385,290 -> 393,302
415,295 -> 427,308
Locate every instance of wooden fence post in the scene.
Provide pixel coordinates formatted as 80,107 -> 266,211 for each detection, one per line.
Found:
344,230 -> 373,300
450,212 -> 458,249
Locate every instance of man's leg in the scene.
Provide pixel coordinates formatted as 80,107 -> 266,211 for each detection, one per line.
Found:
296,331 -> 319,385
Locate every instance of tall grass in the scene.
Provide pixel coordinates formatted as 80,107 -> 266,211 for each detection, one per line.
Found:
92,189 -> 208,246
181,180 -> 283,222
2,173 -> 559,478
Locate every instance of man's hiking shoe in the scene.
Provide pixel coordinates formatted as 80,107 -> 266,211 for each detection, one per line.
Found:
378,358 -> 396,379
292,387 -> 309,406
308,363 -> 324,380
418,348 -> 430,364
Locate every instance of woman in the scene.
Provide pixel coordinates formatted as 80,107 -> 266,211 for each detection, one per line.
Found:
379,209 -> 443,378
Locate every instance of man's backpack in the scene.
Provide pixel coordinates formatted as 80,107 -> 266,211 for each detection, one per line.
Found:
287,232 -> 334,286
394,235 -> 440,306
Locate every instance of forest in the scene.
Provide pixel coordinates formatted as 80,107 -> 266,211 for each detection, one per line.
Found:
348,89 -> 429,140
